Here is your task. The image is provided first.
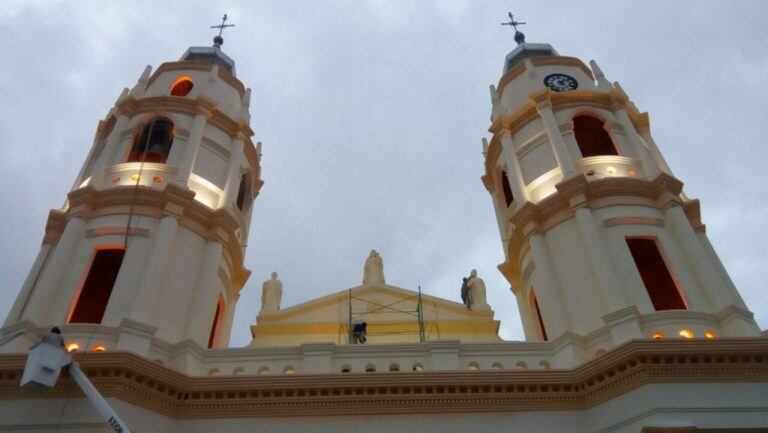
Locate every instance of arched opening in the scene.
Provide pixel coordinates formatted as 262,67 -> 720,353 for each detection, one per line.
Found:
236,173 -> 254,212
529,289 -> 548,341
365,363 -> 376,373
69,247 -> 125,324
412,363 -> 424,372
257,367 -> 270,375
515,361 -> 528,370
341,364 -> 352,373
467,362 -> 479,371
170,76 -> 194,97
208,368 -> 220,376
388,363 -> 400,372
283,366 -> 295,374
501,170 -> 514,207
232,367 -> 245,376
128,117 -> 174,164
491,362 -> 504,370
207,294 -> 225,349
626,237 -> 687,311
573,115 -> 618,158
539,360 -> 551,370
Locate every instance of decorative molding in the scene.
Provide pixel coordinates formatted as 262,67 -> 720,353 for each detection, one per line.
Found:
602,216 -> 665,229
201,136 -> 232,160
43,184 -> 250,295
86,226 -> 150,238
1,339 -> 765,418
500,173 -> 693,282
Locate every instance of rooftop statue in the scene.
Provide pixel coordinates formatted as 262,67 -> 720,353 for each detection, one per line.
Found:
362,250 -> 385,285
466,269 -> 491,311
260,272 -> 283,314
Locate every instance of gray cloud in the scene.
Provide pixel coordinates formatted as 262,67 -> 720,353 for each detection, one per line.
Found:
1,1 -> 765,346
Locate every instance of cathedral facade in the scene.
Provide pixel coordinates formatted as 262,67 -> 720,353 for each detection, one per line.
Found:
0,22 -> 766,433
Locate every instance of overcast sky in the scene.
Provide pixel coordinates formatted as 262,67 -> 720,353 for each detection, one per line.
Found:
1,1 -> 766,346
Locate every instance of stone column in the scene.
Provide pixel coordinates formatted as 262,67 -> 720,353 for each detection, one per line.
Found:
613,108 -> 659,178
527,233 -> 572,338
218,293 -> 238,347
174,112 -> 209,186
499,130 -> 530,203
531,94 -> 577,178
573,207 -> 628,312
665,205 -> 730,311
513,286 -> 537,341
130,213 -> 179,324
185,239 -> 224,347
220,137 -> 246,208
90,114 -> 131,187
27,218 -> 87,323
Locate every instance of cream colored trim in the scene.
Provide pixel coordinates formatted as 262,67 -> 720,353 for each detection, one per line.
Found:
1,338 -> 765,417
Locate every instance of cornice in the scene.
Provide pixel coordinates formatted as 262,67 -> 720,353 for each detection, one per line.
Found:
115,96 -> 255,141
48,184 -> 250,295
1,338 -> 765,418
500,174 -> 693,282
146,61 -> 213,89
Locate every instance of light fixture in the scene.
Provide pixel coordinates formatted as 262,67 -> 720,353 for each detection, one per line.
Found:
92,345 -> 106,352
66,342 -> 80,352
651,332 -> 665,340
705,331 -> 716,339
678,329 -> 694,339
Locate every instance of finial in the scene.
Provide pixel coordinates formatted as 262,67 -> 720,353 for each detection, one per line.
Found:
501,12 -> 526,45
210,13 -> 235,48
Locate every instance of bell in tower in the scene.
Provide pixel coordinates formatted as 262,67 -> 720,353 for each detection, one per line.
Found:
2,21 -> 263,353
482,16 -> 760,351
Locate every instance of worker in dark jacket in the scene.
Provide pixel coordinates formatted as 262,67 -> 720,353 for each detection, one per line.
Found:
352,322 -> 367,344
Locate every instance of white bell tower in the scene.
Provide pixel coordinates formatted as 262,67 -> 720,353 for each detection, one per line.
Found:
3,33 -> 262,350
482,22 -> 760,348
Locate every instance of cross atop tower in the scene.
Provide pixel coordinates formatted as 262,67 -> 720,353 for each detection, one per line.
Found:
501,12 -> 526,45
210,13 -> 235,48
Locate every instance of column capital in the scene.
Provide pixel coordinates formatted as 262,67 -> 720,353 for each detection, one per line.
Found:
558,121 -> 575,134
194,97 -> 217,118
529,89 -> 554,111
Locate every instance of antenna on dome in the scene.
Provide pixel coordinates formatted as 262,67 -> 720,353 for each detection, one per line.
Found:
501,12 -> 526,45
210,13 -> 235,48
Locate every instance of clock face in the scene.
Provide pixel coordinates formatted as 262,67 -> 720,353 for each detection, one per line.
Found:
543,73 -> 578,92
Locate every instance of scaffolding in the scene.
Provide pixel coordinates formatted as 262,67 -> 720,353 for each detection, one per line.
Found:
346,286 -> 426,344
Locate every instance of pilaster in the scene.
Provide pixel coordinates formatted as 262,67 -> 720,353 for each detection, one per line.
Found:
530,90 -> 577,178
499,129 -> 530,203
175,105 -> 213,187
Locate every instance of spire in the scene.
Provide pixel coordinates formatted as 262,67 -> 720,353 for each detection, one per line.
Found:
501,12 -> 526,45
210,13 -> 235,49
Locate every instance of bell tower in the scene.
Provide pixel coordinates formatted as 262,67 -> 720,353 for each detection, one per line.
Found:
482,19 -> 760,348
3,30 -> 262,350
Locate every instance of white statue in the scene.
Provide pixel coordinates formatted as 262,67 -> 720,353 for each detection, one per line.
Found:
466,269 -> 491,311
362,250 -> 385,285
260,271 -> 283,314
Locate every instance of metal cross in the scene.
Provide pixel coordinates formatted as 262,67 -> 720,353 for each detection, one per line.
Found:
501,12 -> 526,31
210,14 -> 235,37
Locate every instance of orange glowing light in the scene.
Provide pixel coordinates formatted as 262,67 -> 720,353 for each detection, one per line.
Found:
651,332 -> 665,340
152,176 -> 163,183
170,76 -> 194,97
627,168 -> 637,176
705,331 -> 716,339
92,345 -> 106,352
131,174 -> 141,182
66,343 -> 80,352
678,329 -> 694,339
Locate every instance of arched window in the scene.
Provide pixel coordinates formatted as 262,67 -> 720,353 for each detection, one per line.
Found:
626,237 -> 687,311
69,248 -> 125,324
236,173 -> 253,212
207,294 -> 225,349
388,363 -> 400,372
170,76 -> 194,97
573,115 -> 618,158
128,117 -> 174,164
529,289 -> 548,341
501,170 -> 514,207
